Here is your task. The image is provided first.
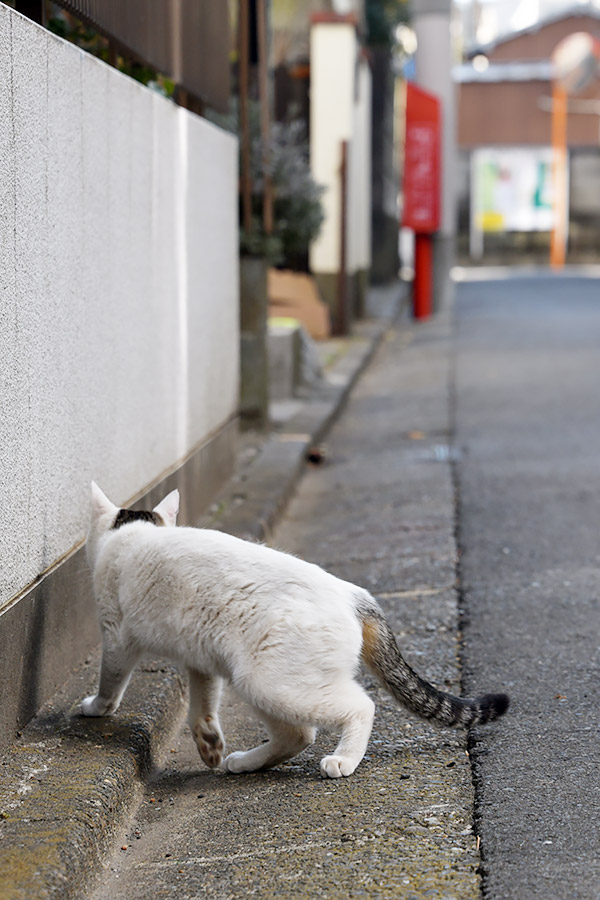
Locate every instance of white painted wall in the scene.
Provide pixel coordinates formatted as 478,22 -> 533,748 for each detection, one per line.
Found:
309,21 -> 356,274
0,7 -> 239,610
309,21 -> 373,278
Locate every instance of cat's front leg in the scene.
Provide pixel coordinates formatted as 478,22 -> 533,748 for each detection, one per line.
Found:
81,694 -> 113,716
187,669 -> 225,768
81,640 -> 138,717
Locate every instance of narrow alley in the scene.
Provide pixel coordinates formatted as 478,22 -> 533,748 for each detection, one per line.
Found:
88,271 -> 600,900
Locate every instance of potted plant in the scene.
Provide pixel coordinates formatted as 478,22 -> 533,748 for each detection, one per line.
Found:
211,101 -> 324,424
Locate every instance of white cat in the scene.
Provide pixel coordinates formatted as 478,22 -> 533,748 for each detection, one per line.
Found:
83,483 -> 509,778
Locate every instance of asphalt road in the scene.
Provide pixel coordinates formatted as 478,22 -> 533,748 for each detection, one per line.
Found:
454,272 -> 600,900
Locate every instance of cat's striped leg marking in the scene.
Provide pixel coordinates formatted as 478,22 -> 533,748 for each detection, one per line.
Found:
188,669 -> 225,769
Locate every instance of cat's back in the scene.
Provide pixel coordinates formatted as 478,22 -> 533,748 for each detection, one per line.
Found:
99,522 -> 346,598
146,526 -> 332,586
99,523 -> 238,569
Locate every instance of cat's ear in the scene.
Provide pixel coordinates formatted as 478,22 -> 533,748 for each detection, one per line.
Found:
153,489 -> 179,527
90,482 -> 117,519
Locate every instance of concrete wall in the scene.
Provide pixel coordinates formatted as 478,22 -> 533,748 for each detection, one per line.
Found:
0,7 -> 239,614
309,18 -> 373,329
309,20 -> 356,275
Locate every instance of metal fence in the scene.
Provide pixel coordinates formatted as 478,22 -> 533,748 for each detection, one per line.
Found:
52,0 -> 231,111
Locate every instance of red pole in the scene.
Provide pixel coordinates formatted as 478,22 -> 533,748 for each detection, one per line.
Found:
413,233 -> 432,319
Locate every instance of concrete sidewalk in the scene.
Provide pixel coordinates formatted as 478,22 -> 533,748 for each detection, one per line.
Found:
0,284 -> 405,900
85,293 -> 485,900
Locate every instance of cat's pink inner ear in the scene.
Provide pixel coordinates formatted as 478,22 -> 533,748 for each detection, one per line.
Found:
90,481 -> 116,517
154,489 -> 179,526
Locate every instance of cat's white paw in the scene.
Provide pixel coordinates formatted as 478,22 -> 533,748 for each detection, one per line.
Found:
193,720 -> 225,769
223,751 -> 251,774
81,695 -> 111,716
320,755 -> 357,778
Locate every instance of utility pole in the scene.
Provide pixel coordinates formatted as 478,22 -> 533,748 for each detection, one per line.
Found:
412,0 -> 456,312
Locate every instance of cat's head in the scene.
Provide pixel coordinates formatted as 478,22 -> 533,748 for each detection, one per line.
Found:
87,483 -> 179,569
89,482 -> 180,535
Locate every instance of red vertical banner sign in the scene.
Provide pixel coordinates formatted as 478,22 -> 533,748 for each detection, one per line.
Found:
403,83 -> 441,318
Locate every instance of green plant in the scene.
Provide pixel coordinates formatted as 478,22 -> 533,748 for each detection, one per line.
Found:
211,101 -> 324,266
46,9 -> 175,98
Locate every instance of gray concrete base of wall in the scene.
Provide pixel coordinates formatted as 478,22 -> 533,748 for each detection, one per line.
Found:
0,418 -> 237,755
267,322 -> 301,401
371,211 -> 400,285
240,256 -> 269,425
432,232 -> 456,313
354,268 -> 369,319
313,270 -> 366,335
240,332 -> 269,423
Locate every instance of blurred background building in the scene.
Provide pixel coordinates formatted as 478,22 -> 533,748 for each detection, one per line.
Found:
454,0 -> 600,263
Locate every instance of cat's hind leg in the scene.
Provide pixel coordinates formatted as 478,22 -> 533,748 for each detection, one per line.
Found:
188,669 -> 225,769
224,714 -> 316,774
81,638 -> 139,716
319,682 -> 375,778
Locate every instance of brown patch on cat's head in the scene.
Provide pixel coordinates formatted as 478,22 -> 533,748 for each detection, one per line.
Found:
111,509 -> 165,530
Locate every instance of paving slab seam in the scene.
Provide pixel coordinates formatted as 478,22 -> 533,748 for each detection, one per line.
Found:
447,299 -> 489,896
0,299 -> 401,900
450,407 -> 485,893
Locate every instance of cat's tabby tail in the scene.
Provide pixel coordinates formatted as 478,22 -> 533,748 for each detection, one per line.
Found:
358,600 -> 509,728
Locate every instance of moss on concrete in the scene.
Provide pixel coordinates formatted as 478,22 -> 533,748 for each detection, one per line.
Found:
0,664 -> 186,900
